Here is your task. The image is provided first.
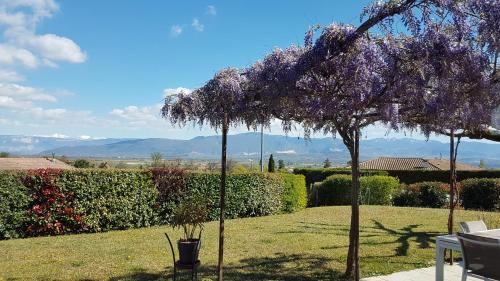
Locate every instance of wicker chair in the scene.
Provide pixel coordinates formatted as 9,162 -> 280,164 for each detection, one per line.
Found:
457,232 -> 500,281
459,220 -> 488,233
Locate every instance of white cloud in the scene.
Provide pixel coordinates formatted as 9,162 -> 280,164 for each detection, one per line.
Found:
0,70 -> 24,82
110,104 -> 163,122
0,0 -> 86,68
0,83 -> 58,104
0,44 -> 38,68
192,18 -> 204,32
163,87 -> 192,97
207,5 -> 216,16
170,25 -> 183,37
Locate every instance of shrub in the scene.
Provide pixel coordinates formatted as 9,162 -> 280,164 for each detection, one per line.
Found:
73,159 -> 93,168
392,182 -> 448,208
316,174 -> 399,206
0,172 -> 29,239
186,173 -> 283,221
56,169 -> 158,232
385,170 -> 500,184
293,168 -> 388,187
170,195 -> 209,240
280,173 -> 307,213
23,169 -> 84,237
460,178 -> 500,211
360,176 -> 399,205
317,174 -> 352,206
151,168 -> 186,223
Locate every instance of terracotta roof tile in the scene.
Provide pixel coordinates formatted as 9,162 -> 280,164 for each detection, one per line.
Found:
359,157 -> 481,171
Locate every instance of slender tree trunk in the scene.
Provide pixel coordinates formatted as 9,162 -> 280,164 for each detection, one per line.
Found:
447,130 -> 460,264
346,124 -> 360,281
218,118 -> 228,281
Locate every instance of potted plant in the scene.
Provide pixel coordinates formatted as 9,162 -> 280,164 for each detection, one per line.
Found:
169,196 -> 209,264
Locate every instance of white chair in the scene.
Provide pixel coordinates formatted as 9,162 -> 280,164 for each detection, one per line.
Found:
459,220 -> 488,233
457,232 -> 500,281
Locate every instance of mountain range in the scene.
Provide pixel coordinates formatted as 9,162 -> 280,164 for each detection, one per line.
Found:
0,133 -> 499,167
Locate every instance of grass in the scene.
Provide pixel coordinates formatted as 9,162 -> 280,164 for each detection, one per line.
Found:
1,206 -> 500,281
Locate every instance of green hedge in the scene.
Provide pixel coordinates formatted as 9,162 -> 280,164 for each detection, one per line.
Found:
56,170 -> 158,232
313,175 -> 399,206
0,169 -> 305,239
460,178 -> 500,211
294,168 -> 500,185
280,174 -> 307,213
185,173 -> 283,221
385,170 -> 500,184
293,168 -> 388,187
0,172 -> 29,239
392,182 -> 448,208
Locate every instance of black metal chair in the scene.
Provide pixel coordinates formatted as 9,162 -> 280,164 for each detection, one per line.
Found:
457,232 -> 500,281
164,233 -> 201,281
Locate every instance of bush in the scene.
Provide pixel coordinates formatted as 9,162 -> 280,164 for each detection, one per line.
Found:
186,173 -> 283,221
315,175 -> 399,206
360,176 -> 399,205
23,169 -> 84,237
293,168 -> 388,187
316,174 -> 353,206
460,178 -> 500,211
73,159 -> 93,168
0,170 -> 302,239
280,174 -> 307,213
392,182 -> 448,208
56,169 -> 158,232
151,168 -> 186,224
385,170 -> 500,184
0,172 -> 29,239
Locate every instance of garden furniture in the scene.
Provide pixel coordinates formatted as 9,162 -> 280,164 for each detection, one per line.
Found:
164,233 -> 201,281
457,232 -> 500,281
435,229 -> 500,281
459,220 -> 488,233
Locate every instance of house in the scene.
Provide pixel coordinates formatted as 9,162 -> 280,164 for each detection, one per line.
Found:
359,157 -> 482,171
0,157 -> 75,171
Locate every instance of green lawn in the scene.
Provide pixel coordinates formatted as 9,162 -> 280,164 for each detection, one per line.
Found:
1,206 -> 500,281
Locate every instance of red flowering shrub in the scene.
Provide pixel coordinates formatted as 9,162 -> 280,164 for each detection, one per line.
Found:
23,168 -> 84,236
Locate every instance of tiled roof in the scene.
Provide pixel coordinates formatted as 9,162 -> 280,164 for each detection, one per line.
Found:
0,158 -> 75,171
359,157 -> 481,171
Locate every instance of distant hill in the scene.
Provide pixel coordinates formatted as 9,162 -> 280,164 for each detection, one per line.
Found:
0,133 -> 499,167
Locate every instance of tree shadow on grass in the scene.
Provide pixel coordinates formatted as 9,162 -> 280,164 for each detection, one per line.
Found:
104,253 -> 344,281
372,220 -> 440,256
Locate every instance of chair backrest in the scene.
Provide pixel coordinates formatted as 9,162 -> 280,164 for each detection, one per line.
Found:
459,220 -> 487,233
457,233 -> 500,280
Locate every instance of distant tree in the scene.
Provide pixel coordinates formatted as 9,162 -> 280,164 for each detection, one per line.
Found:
0,151 -> 10,158
98,162 -> 109,169
278,159 -> 285,170
150,152 -> 164,167
268,154 -> 275,173
323,158 -> 332,168
207,162 -> 218,172
479,159 -> 487,169
226,159 -> 237,173
73,159 -> 92,168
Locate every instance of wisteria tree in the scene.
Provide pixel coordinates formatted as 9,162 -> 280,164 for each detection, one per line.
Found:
162,68 -> 255,281
246,25 -> 401,280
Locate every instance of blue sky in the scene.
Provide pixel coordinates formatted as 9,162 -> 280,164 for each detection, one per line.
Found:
0,0 -> 486,142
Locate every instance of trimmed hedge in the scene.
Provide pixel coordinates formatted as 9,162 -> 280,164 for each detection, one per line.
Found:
294,168 -> 500,185
0,172 -> 29,239
360,176 -> 399,205
460,178 -> 500,211
0,169 -> 305,239
280,174 -> 307,213
314,175 -> 399,206
293,168 -> 388,187
392,182 -> 448,208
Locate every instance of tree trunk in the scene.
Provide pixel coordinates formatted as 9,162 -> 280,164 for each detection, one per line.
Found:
217,118 -> 228,281
447,130 -> 460,264
345,125 -> 360,281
